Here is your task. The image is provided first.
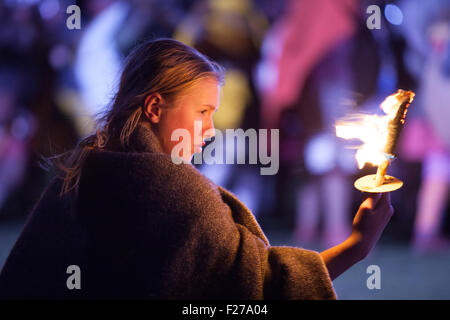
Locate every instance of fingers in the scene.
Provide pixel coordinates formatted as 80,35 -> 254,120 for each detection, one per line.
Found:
367,192 -> 394,220
359,192 -> 395,220
361,192 -> 382,210
373,192 -> 391,211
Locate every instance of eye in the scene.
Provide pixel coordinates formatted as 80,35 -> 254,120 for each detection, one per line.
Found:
200,109 -> 208,115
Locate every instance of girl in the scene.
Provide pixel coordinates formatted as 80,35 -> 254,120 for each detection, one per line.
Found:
0,39 -> 393,299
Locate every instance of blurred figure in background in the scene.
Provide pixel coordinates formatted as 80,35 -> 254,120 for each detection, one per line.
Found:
399,0 -> 450,253
258,0 -> 364,247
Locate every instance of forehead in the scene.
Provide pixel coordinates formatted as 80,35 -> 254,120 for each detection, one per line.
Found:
176,78 -> 220,107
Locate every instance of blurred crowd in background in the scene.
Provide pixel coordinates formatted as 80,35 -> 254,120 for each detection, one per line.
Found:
0,0 -> 449,254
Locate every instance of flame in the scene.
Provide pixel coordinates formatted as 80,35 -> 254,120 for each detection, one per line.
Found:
336,92 -> 407,169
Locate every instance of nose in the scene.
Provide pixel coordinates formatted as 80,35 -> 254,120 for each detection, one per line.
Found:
203,118 -> 215,140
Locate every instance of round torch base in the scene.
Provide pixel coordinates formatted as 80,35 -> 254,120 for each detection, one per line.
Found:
354,174 -> 403,193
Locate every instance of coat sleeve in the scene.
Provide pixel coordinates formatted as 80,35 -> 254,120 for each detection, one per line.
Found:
138,157 -> 336,300
220,187 -> 337,300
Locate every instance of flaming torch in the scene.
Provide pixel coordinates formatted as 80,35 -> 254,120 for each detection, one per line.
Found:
336,89 -> 415,193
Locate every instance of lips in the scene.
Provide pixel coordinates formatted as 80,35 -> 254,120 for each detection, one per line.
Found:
194,141 -> 205,151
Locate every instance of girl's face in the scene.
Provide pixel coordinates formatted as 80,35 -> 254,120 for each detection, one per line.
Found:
149,78 -> 220,162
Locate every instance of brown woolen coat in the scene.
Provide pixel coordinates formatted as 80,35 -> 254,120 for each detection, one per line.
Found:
0,124 -> 336,299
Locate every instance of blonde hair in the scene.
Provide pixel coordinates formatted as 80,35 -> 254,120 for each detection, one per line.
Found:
51,38 -> 225,197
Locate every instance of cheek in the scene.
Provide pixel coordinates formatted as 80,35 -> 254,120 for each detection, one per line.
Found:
163,110 -> 188,135
162,118 -> 194,149
177,112 -> 202,139
162,108 -> 204,149
173,108 -> 198,129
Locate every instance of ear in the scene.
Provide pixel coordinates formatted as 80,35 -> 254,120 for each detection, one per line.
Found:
143,93 -> 164,124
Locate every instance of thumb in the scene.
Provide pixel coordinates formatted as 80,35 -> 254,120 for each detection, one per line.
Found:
361,192 -> 382,211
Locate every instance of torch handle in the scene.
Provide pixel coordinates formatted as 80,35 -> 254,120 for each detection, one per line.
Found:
375,160 -> 389,186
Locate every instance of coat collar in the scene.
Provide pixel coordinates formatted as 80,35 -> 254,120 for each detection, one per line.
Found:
105,122 -> 165,155
128,122 -> 165,154
101,122 -> 270,246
